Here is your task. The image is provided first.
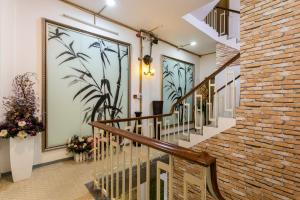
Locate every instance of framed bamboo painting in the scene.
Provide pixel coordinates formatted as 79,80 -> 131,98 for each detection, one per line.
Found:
43,19 -> 131,151
162,55 -> 194,125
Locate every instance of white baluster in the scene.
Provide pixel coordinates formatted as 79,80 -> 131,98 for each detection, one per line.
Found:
137,143 -> 141,200
148,120 -> 154,139
164,120 -> 170,143
208,79 -> 218,127
156,156 -> 173,200
110,132 -> 114,198
116,135 -> 120,198
129,140 -> 133,200
194,93 -> 203,133
122,147 -> 126,200
220,10 -> 226,35
106,132 -> 109,193
146,147 -> 150,200
225,70 -> 236,118
182,102 -> 190,140
101,131 -> 105,194
214,9 -> 217,30
169,156 -> 174,200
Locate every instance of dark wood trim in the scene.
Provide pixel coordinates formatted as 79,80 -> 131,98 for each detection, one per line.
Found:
89,121 -> 215,166
201,51 -> 216,57
59,0 -> 202,57
99,113 -> 173,124
216,6 -> 240,14
161,54 -> 196,66
216,74 -> 241,93
158,37 -> 201,57
209,162 -> 226,200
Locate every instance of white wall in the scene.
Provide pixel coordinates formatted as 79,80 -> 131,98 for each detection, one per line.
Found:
0,0 -> 211,173
199,53 -> 216,82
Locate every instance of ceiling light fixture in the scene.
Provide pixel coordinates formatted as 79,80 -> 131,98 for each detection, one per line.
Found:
106,0 -> 116,7
190,41 -> 197,46
179,41 -> 197,49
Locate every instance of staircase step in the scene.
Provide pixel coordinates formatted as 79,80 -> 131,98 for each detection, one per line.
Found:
178,117 -> 236,148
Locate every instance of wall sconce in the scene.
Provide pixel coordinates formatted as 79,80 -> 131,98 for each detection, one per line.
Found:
143,65 -> 155,76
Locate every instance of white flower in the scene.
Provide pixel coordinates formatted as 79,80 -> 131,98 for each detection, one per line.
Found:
18,121 -> 27,127
0,130 -> 8,137
87,137 -> 93,143
79,137 -> 84,142
74,145 -> 77,148
83,143 -> 87,148
17,131 -> 28,139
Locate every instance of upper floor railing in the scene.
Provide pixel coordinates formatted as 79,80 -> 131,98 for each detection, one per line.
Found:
205,6 -> 240,41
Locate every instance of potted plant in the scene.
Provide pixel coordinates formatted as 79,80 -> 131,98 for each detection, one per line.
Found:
67,135 -> 93,162
0,73 -> 44,182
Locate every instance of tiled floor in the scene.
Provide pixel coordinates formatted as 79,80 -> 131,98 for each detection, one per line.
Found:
0,146 -> 165,200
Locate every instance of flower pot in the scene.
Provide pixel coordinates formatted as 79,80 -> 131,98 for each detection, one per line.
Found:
10,136 -> 34,182
79,153 -> 83,162
152,101 -> 163,140
74,154 -> 80,162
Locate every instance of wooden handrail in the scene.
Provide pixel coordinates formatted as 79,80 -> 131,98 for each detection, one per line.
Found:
98,53 -> 240,124
90,121 -> 215,166
89,121 -> 225,200
215,6 -> 240,14
216,74 -> 241,93
171,53 -> 240,111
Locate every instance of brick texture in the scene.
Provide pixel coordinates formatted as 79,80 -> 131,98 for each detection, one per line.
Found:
173,0 -> 300,199
216,42 -> 240,68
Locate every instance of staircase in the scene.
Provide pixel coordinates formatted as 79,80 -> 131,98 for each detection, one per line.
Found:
179,117 -> 236,148
89,53 -> 240,200
183,2 -> 240,50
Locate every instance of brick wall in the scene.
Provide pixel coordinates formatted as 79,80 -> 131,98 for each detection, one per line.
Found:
216,42 -> 240,68
173,0 -> 300,199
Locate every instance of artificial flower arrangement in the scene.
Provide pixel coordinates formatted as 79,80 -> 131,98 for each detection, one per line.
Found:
67,135 -> 94,162
0,73 -> 44,139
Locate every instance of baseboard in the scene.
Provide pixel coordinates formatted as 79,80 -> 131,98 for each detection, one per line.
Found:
1,157 -> 73,177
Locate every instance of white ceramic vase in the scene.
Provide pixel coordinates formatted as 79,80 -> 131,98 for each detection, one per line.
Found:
10,136 -> 34,182
74,153 -> 80,162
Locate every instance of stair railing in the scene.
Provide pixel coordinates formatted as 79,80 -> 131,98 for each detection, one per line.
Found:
90,121 -> 224,200
95,53 -> 240,145
90,53 -> 240,200
204,6 -> 240,39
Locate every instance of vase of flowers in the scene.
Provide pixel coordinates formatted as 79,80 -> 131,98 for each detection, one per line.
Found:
67,135 -> 93,163
0,73 -> 44,182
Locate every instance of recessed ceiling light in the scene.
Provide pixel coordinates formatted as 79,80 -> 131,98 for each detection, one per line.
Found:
106,0 -> 116,7
190,41 -> 197,46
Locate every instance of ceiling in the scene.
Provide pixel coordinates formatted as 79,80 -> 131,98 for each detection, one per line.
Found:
67,0 -> 216,55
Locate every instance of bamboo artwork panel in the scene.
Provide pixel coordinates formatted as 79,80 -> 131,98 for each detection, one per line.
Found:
43,20 -> 130,150
162,56 -> 194,125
